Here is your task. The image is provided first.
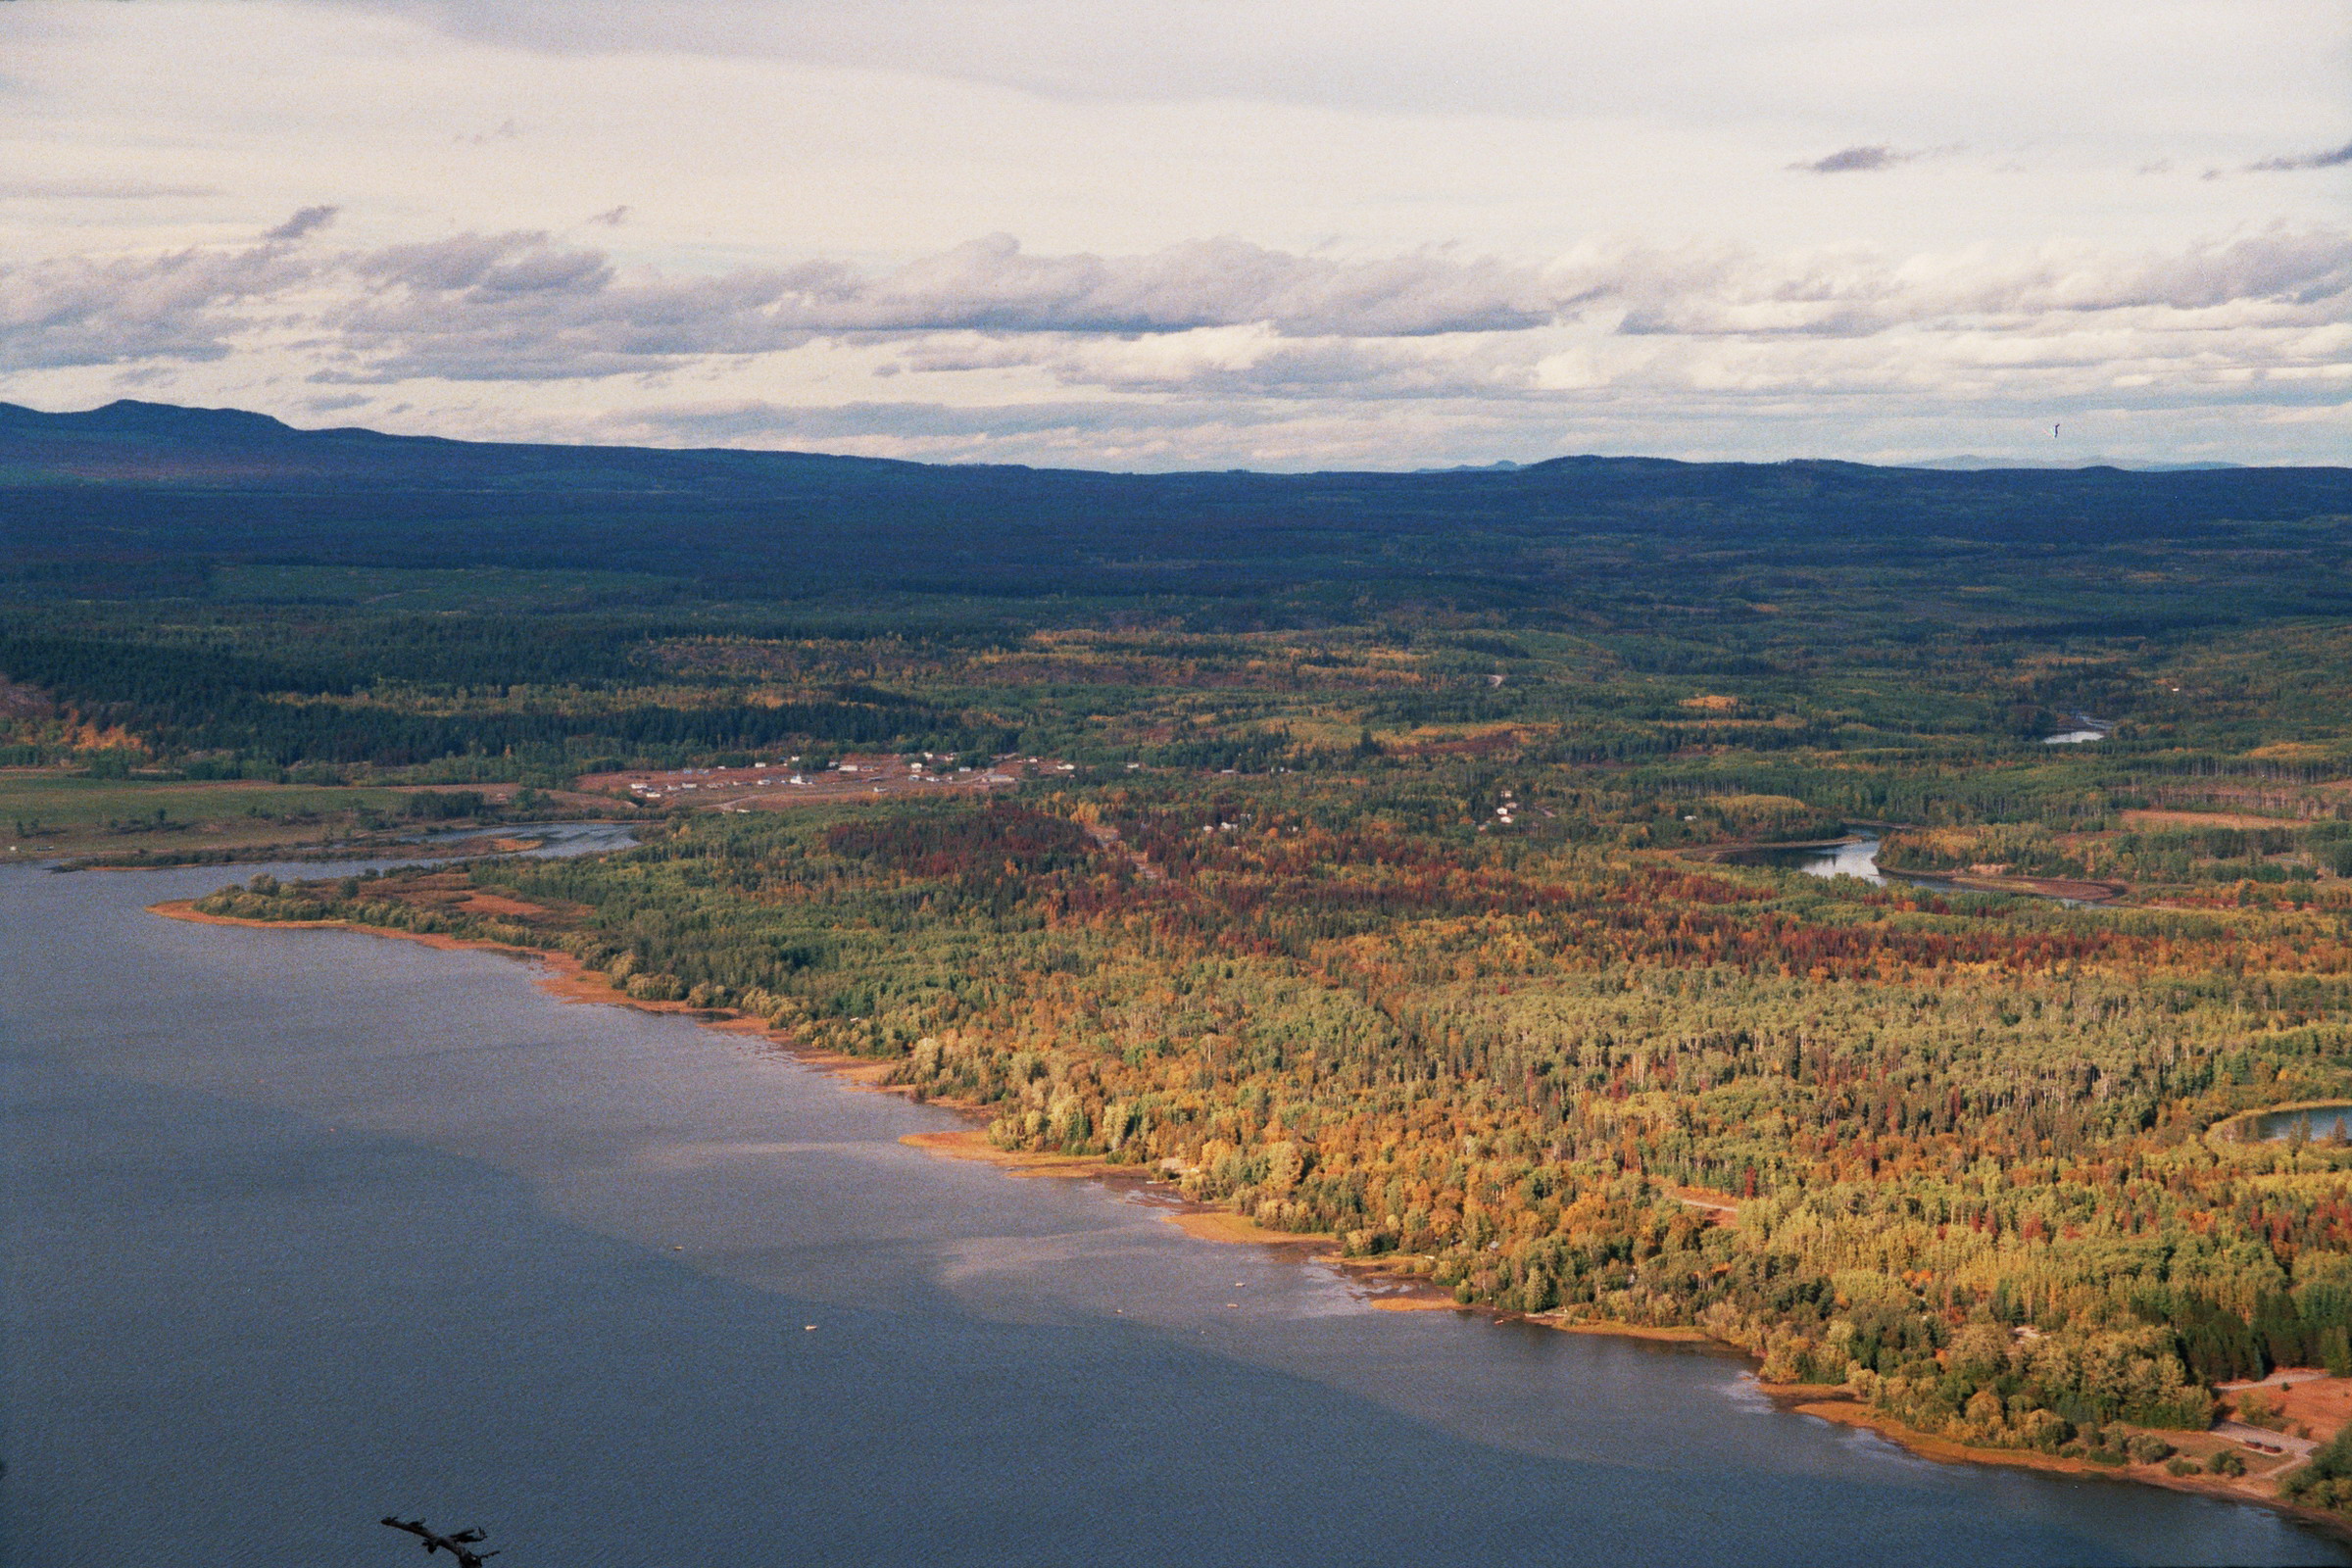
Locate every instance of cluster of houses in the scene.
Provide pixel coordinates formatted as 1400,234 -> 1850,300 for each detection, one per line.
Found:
610,752 -> 1075,807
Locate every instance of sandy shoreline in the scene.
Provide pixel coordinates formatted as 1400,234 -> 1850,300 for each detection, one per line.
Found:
1754,1390 -> 2352,1544
144,896 -> 2352,1544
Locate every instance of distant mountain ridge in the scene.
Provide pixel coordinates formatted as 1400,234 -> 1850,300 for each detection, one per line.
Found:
2,399 -> 2346,608
0,399 -> 2303,486
1905,454 -> 2247,473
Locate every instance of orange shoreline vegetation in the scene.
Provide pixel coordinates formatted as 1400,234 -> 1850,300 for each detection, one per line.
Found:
138,896 -> 2352,1543
1366,1297 -> 1463,1313
1158,1208 -> 1331,1246
1755,1389 -> 2352,1542
1924,871 -> 2128,903
897,1127 -> 1130,1181
1860,863 -> 2131,903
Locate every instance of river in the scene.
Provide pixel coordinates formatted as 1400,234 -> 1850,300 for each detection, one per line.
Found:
3,844 -> 2342,1566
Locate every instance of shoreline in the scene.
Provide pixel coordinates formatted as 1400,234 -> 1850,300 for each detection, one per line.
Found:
143,896 -> 2350,1546
2209,1100 -> 2352,1147
1681,835 -> 1869,863
58,821 -> 641,873
1680,840 -> 2125,905
1876,863 -> 2128,903
1752,1390 -> 2352,1545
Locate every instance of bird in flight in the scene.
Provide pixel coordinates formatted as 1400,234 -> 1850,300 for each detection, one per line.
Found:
380,1516 -> 500,1566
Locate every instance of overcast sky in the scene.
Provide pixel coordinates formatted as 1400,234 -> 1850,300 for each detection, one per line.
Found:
1,0 -> 2345,467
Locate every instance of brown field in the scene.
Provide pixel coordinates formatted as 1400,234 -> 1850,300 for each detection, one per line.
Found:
459,892 -> 548,916
2123,809 -> 2308,831
2225,1371 -> 2352,1446
0,773 -> 616,859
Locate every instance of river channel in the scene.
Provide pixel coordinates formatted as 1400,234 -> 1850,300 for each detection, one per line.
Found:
3,843 -> 2343,1566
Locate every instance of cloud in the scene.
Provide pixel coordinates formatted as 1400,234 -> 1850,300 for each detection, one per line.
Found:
7,223 -> 2349,435
2246,139 -> 2352,172
310,0 -> 2345,154
318,224 -> 2347,385
612,397 -> 1245,443
265,204 -> 341,241
586,205 -> 631,226
0,241 -> 315,369
0,208 -> 351,370
1789,145 -> 1915,174
1607,231 -> 2352,338
559,360 -> 2345,469
298,231 -> 1565,381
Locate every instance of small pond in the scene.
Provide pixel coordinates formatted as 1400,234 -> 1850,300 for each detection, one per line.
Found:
1729,835 -> 2100,906
2243,1105 -> 2352,1144
1731,835 -> 1916,889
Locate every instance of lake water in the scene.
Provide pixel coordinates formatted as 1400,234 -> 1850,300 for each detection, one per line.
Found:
1735,837 -> 2098,906
1729,835 -> 1956,894
1741,835 -> 1896,884
4,849 -> 2343,1567
2248,1106 -> 2352,1144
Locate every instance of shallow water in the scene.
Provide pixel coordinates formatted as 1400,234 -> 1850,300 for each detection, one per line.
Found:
4,852 -> 2342,1566
1751,835 -> 1895,883
2250,1106 -> 2352,1144
1737,836 -> 2101,906
1729,834 -> 1939,892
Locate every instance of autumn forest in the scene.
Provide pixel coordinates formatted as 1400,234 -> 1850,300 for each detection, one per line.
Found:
14,402 -> 2352,1506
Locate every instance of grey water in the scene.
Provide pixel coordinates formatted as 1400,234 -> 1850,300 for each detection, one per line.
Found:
396,820 -> 645,857
2044,711 -> 2115,745
2251,1106 -> 2352,1144
1730,834 -> 1961,895
1749,835 -> 1897,884
1737,837 -> 2098,907
4,851 -> 2343,1567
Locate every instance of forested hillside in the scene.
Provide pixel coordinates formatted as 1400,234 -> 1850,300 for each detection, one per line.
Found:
18,403 -> 2352,1493
199,783 -> 2352,1463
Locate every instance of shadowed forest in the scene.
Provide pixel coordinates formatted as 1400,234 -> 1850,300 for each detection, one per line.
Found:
16,401 -> 2352,1493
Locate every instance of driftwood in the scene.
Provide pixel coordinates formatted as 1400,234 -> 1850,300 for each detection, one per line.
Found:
379,1516 -> 502,1566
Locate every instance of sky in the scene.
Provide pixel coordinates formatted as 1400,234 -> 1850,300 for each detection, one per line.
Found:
0,0 -> 2345,469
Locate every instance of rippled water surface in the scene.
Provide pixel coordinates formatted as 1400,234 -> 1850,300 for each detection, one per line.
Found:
4,852 -> 2343,1566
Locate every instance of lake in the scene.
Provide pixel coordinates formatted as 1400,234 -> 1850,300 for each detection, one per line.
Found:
3,848 -> 2342,1566
2247,1106 -> 2352,1144
1725,834 -> 1965,894
1732,836 -> 2107,906
1735,835 -> 1898,884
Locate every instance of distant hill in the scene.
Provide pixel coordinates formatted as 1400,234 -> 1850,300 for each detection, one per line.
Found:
1905,454 -> 2247,472
2,400 -> 2346,611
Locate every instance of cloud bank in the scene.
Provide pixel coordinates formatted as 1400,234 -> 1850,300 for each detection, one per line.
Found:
3,215 -> 2342,466
11,220 -> 2345,380
3,0 -> 2340,467
1792,146 -> 1918,174
2247,139 -> 2352,172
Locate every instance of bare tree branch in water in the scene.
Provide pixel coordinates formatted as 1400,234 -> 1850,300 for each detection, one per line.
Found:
379,1516 -> 502,1565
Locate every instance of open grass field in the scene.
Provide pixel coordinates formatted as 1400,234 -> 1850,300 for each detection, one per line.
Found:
0,773 -> 419,857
